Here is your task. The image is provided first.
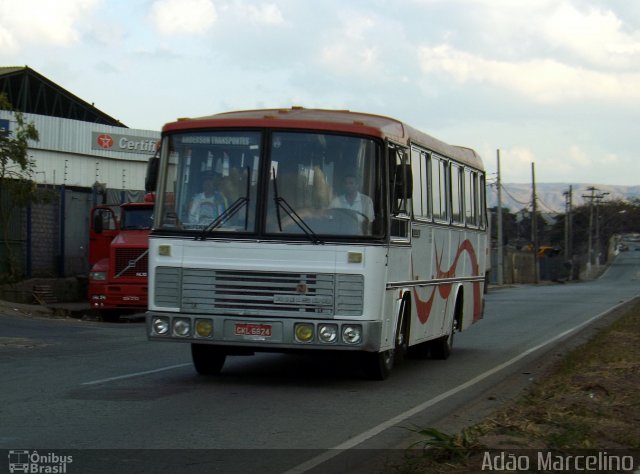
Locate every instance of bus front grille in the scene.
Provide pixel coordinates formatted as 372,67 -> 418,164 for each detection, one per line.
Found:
154,267 -> 363,317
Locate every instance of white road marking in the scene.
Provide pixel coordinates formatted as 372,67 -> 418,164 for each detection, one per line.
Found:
82,363 -> 191,386
283,298 -> 635,474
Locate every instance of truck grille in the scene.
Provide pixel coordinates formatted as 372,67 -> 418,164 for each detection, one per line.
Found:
154,267 -> 363,317
114,248 -> 148,278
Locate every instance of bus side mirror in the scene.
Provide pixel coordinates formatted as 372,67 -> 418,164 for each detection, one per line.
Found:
393,164 -> 413,202
145,154 -> 159,193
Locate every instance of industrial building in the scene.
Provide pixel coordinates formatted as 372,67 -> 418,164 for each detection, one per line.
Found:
0,66 -> 160,190
0,66 -> 160,291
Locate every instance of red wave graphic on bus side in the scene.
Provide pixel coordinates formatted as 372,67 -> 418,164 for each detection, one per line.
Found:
412,238 -> 483,325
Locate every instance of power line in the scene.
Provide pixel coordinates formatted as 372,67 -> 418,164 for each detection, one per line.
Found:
536,195 -> 561,215
499,184 -> 530,208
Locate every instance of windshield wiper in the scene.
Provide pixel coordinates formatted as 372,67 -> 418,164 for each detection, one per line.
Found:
272,168 -> 322,245
197,197 -> 248,240
197,166 -> 252,240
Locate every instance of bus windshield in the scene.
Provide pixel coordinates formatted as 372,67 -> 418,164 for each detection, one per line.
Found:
158,130 -> 384,238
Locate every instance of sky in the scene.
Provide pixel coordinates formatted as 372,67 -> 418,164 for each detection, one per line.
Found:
1,0 -> 639,186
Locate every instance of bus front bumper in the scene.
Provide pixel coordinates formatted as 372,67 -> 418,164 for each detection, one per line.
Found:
146,311 -> 382,352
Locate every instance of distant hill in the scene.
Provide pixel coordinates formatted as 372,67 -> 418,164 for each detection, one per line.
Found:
486,183 -> 640,214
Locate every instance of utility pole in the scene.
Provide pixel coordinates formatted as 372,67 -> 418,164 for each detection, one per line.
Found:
584,187 -> 596,275
531,162 -> 539,283
594,192 -> 610,265
582,187 -> 608,274
563,185 -> 573,279
496,150 -> 504,285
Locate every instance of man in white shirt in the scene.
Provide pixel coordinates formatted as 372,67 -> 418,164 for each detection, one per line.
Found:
188,172 -> 228,224
330,175 -> 374,224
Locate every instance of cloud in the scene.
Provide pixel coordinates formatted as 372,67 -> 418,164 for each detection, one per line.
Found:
320,44 -> 379,77
0,0 -> 100,51
236,3 -> 285,25
418,44 -> 640,104
150,0 -> 217,35
542,4 -> 640,69
502,146 -> 536,177
567,145 -> 591,167
316,11 -> 402,81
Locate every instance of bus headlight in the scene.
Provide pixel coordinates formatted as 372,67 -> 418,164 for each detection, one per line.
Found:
294,323 -> 314,343
152,317 -> 170,335
318,324 -> 338,343
195,319 -> 213,338
173,318 -> 191,337
342,325 -> 362,344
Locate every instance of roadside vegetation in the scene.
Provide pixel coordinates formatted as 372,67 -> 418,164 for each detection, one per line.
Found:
0,94 -> 41,283
387,299 -> 640,473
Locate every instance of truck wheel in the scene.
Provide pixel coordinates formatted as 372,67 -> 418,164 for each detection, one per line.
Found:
191,344 -> 227,375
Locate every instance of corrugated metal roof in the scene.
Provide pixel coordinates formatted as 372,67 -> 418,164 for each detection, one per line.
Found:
0,66 -> 26,76
0,65 -> 125,127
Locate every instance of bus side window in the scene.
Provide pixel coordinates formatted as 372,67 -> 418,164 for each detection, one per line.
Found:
390,146 -> 411,239
390,149 -> 412,215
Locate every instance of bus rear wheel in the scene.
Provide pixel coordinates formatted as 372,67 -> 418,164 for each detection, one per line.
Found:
191,344 -> 227,375
430,316 -> 457,360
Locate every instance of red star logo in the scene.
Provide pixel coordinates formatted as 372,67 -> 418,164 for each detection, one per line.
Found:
97,134 -> 113,149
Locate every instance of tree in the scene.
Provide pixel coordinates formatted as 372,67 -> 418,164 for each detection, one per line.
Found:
549,198 -> 640,262
0,93 -> 40,281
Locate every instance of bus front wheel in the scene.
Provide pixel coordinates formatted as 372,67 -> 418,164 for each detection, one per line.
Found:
361,304 -> 409,380
191,344 -> 227,375
361,349 -> 394,380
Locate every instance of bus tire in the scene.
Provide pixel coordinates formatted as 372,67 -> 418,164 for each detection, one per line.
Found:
361,349 -> 394,380
191,344 -> 227,375
430,298 -> 461,360
361,302 -> 409,380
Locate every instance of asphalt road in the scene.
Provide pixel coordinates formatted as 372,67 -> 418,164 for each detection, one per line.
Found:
1,251 -> 639,473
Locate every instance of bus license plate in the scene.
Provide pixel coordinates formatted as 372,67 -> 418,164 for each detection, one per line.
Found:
234,323 -> 272,338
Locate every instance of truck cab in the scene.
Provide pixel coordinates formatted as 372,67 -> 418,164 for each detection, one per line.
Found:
88,200 -> 154,321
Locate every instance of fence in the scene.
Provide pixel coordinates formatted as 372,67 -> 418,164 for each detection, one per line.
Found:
490,248 -> 574,284
0,183 -> 144,282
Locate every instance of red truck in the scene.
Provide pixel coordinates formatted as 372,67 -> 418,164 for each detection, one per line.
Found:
88,198 -> 154,321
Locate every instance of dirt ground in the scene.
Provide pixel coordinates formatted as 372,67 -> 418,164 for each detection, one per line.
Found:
388,298 -> 640,473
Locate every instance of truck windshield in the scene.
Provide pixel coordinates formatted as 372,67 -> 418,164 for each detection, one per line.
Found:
157,130 -> 383,238
121,207 -> 154,230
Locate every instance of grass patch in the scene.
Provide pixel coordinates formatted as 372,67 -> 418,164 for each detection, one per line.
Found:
387,299 -> 640,473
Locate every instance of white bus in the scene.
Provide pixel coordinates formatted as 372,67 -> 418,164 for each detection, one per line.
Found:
146,107 -> 488,380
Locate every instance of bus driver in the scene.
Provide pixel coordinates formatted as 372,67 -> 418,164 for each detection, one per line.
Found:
330,174 -> 374,224
188,171 -> 228,224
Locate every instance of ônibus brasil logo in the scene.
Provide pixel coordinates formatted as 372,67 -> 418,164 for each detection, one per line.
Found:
96,134 -> 114,149
8,450 -> 73,473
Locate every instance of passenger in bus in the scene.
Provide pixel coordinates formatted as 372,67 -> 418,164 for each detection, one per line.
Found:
188,171 -> 228,224
330,174 -> 374,224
